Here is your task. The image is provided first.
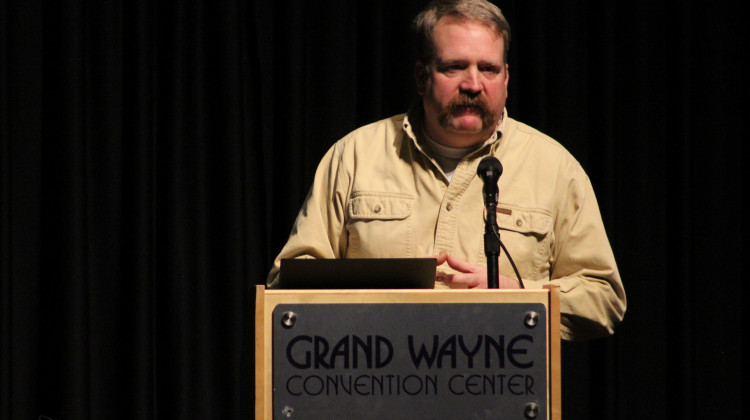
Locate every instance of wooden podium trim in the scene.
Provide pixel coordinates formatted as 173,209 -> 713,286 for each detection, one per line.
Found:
544,284 -> 562,420
255,285 -> 561,419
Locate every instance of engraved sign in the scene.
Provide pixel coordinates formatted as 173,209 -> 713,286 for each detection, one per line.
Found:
272,303 -> 548,419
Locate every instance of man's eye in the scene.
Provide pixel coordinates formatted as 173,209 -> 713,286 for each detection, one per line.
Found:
440,65 -> 464,73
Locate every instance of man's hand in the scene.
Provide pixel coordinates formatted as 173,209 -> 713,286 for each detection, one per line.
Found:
435,253 -> 520,289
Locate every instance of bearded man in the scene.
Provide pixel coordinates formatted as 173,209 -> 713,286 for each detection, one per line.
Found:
266,0 -> 626,340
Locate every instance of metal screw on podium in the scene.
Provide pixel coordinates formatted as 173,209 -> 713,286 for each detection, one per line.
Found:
281,311 -> 297,329
281,405 -> 294,418
524,402 -> 539,419
524,311 -> 539,329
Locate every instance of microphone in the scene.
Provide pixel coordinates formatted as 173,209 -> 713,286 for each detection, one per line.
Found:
477,156 -> 503,289
477,156 -> 503,208
476,156 -> 525,290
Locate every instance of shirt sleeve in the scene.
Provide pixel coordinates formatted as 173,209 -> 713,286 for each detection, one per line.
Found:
543,162 -> 627,340
265,142 -> 350,288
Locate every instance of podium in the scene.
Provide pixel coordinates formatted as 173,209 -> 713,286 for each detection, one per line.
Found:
255,285 -> 561,419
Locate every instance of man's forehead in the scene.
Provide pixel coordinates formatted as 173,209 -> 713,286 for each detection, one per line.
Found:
431,18 -> 505,64
434,15 -> 504,41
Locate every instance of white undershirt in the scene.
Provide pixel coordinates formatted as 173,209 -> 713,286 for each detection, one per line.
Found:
422,129 -> 482,182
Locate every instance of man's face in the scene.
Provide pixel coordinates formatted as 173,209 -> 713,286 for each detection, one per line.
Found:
416,17 -> 509,148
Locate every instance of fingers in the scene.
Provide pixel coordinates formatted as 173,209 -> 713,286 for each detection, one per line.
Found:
435,252 -> 449,266
435,252 -> 479,273
434,253 -> 520,290
447,272 -> 485,288
445,254 -> 480,273
434,253 -> 488,289
499,274 -> 522,289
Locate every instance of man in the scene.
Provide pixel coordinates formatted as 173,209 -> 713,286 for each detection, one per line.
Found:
267,0 -> 626,340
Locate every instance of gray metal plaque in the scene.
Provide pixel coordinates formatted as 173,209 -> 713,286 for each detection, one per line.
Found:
272,303 -> 548,419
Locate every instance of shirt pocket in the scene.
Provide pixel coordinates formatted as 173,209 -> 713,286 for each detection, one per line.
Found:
345,192 -> 414,258
494,205 -> 553,280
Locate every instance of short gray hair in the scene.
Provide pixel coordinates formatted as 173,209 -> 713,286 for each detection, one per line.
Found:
413,0 -> 511,64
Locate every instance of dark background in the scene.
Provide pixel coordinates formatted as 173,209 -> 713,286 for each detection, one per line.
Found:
1,0 -> 746,419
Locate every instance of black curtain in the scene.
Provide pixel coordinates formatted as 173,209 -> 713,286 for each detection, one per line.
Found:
1,1 -> 745,419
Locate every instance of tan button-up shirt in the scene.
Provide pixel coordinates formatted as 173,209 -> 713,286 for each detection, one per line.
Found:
267,107 -> 626,340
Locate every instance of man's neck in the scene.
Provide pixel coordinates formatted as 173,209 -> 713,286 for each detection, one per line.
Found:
422,128 -> 481,181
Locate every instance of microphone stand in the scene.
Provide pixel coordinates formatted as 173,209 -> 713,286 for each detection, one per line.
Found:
484,202 -> 501,289
478,157 -> 525,290
477,156 -> 503,289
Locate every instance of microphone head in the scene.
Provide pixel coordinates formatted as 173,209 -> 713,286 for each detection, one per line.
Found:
477,156 -> 503,182
477,156 -> 502,207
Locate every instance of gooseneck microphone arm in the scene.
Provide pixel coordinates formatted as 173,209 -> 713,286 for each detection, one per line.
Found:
477,156 -> 503,289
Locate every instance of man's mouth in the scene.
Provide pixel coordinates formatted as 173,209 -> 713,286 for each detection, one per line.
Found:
453,105 -> 482,115
437,94 -> 496,130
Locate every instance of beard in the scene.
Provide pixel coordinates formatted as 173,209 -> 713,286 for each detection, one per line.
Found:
437,93 -> 499,131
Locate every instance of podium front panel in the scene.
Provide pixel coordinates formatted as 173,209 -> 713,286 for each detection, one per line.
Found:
272,302 -> 547,419
256,287 -> 560,420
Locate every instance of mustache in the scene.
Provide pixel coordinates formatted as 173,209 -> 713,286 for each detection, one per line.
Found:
438,93 -> 496,128
445,93 -> 491,115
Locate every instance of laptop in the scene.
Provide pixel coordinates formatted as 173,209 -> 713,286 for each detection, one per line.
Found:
279,258 -> 436,289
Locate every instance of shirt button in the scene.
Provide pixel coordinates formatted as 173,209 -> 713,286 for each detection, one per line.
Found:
516,219 -> 523,227
373,204 -> 382,213
446,203 -> 453,211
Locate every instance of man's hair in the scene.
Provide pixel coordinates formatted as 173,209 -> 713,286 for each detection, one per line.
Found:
413,0 -> 511,64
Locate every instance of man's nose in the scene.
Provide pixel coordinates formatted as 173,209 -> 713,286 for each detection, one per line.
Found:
459,67 -> 482,95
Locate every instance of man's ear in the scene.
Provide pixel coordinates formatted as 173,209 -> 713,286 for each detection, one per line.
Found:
504,63 -> 510,89
415,61 -> 428,95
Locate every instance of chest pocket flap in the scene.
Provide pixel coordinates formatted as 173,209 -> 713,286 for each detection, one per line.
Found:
348,192 -> 414,220
496,205 -> 552,236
